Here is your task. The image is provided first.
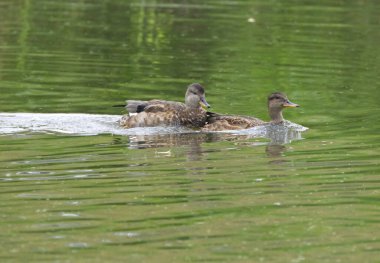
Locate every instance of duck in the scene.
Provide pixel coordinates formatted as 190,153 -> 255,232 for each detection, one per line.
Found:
202,92 -> 299,131
119,83 -> 211,128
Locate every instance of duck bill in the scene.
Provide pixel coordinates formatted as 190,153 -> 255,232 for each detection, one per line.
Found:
283,100 -> 299,108
199,97 -> 211,109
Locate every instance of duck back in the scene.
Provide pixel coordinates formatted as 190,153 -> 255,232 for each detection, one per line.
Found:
203,112 -> 265,131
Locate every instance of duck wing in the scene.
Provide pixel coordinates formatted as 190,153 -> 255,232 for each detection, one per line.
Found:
143,100 -> 186,113
126,100 -> 186,113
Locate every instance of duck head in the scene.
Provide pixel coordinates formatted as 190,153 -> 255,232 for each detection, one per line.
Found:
185,83 -> 211,109
268,92 -> 299,123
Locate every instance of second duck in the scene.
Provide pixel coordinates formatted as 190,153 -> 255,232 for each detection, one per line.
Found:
202,92 -> 299,131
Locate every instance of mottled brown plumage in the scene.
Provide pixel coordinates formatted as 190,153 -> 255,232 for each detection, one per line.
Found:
203,114 -> 265,131
202,92 -> 299,131
119,83 -> 210,128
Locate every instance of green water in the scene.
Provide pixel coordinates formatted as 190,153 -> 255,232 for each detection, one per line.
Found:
1,0 -> 380,262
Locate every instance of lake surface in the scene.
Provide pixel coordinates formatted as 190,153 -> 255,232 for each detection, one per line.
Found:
1,1 -> 380,262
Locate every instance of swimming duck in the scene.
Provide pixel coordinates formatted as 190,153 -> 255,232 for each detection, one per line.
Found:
119,83 -> 211,128
202,92 -> 299,131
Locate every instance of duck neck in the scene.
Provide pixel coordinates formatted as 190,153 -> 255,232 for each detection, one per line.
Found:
185,94 -> 201,109
269,107 -> 284,124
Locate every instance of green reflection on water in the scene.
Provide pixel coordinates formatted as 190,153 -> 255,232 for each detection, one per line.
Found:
1,0 -> 380,262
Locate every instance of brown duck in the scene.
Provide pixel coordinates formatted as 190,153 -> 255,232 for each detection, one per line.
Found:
119,83 -> 210,128
202,92 -> 299,131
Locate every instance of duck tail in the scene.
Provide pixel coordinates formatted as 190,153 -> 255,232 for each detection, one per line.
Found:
206,111 -> 222,122
126,100 -> 149,113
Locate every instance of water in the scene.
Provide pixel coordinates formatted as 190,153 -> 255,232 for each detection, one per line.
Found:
1,0 -> 380,262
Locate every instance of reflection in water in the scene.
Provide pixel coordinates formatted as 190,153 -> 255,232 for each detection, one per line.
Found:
265,144 -> 286,158
126,133 -> 207,161
265,144 -> 289,166
120,122 -> 307,161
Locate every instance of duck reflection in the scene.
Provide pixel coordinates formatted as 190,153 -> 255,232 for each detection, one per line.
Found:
113,122 -> 307,162
262,123 -> 305,164
265,143 -> 290,166
123,133 -> 239,161
265,144 -> 286,158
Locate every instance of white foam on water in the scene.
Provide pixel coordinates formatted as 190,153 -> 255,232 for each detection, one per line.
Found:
0,113 -> 196,136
